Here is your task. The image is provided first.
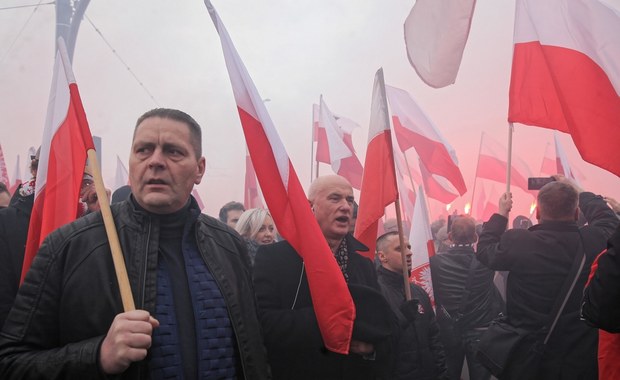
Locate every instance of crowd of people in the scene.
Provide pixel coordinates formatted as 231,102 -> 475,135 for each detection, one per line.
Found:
0,107 -> 618,379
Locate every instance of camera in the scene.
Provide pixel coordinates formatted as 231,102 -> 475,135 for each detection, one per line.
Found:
528,177 -> 555,191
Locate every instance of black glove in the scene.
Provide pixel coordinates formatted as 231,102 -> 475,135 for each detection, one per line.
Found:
400,299 -> 419,323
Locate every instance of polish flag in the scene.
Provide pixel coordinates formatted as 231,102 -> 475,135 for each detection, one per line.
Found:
409,186 -> 435,302
191,188 -> 205,211
0,144 -> 10,188
474,183 -> 499,222
355,68 -> 398,259
404,0 -> 476,88
385,84 -> 467,196
9,156 -> 22,195
317,96 -> 363,189
419,159 -> 460,204
113,155 -> 129,192
508,0 -> 620,177
553,132 -> 576,181
206,1 -> 354,354
312,104 -> 330,164
21,39 -> 95,282
244,151 -> 264,209
476,132 -> 532,193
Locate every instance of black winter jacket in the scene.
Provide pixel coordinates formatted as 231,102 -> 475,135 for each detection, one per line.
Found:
0,197 -> 270,379
377,266 -> 449,380
477,192 -> 618,379
0,187 -> 33,328
429,246 -> 502,329
582,223 -> 620,332
253,234 -> 397,380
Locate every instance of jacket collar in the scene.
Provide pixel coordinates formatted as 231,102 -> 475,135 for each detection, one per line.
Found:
377,265 -> 405,287
530,220 -> 579,233
344,232 -> 369,255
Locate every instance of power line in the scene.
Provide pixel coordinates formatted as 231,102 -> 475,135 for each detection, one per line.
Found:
0,0 -> 47,67
0,2 -> 53,11
84,13 -> 160,106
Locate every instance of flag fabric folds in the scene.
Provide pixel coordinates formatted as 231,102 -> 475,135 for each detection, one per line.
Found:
244,151 -> 264,209
476,132 -> 532,193
385,84 -> 467,197
508,0 -> 620,177
205,0 -> 354,354
355,68 -> 398,259
9,156 -> 21,195
0,144 -> 10,189
317,96 -> 363,189
404,0 -> 476,88
21,39 -> 95,282
113,155 -> 129,192
409,186 -> 435,302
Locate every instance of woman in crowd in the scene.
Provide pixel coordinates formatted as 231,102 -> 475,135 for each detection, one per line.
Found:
235,208 -> 276,265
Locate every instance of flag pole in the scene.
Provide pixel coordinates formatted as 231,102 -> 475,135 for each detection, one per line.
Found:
401,152 -> 418,196
394,198 -> 412,301
506,123 -> 514,194
469,132 -> 484,216
88,149 -> 135,311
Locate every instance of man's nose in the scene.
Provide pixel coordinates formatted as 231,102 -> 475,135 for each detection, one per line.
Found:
148,149 -> 165,168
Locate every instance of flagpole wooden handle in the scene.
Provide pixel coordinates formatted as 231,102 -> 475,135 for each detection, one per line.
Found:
394,198 -> 413,301
87,149 -> 136,311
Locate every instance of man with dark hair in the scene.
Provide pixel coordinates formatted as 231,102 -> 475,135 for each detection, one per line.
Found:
0,108 -> 269,379
430,216 -> 501,380
476,175 -> 618,379
376,231 -> 448,380
253,174 -> 397,380
219,201 -> 245,228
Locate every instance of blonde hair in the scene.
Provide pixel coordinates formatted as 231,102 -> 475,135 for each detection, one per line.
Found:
235,208 -> 275,241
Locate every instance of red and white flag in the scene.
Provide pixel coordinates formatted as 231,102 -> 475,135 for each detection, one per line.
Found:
355,68 -> 398,259
312,103 -> 330,165
473,183 -> 499,222
0,144 -> 10,188
9,155 -> 22,195
419,159 -> 461,204
404,0 -> 476,88
244,151 -> 264,209
205,1 -> 354,354
508,0 -> 620,177
476,132 -> 532,193
409,186 -> 435,302
21,39 -> 95,282
540,136 -> 586,184
191,188 -> 206,211
113,155 -> 129,192
385,84 -> 467,197
317,96 -> 363,189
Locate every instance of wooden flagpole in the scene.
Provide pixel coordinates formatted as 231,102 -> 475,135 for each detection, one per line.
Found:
87,149 -> 135,311
394,198 -> 412,301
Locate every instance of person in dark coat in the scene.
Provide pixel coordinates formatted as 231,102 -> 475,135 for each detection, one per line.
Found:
376,231 -> 449,380
477,174 -> 618,379
430,216 -> 502,380
582,223 -> 620,330
0,109 -> 270,379
0,153 -> 38,328
253,175 -> 398,380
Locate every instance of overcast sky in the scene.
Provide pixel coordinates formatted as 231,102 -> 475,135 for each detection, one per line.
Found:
1,0 -> 618,219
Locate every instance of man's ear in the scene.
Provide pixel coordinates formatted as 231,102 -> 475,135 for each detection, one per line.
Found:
377,250 -> 387,263
535,207 -> 541,221
309,200 -> 315,212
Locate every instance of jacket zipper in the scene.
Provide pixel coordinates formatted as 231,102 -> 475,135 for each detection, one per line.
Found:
140,217 -> 152,310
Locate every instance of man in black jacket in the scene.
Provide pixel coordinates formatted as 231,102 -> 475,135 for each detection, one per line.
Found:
0,151 -> 38,328
253,175 -> 397,380
376,231 -> 449,380
477,175 -> 618,379
0,108 -> 270,379
430,216 -> 501,380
